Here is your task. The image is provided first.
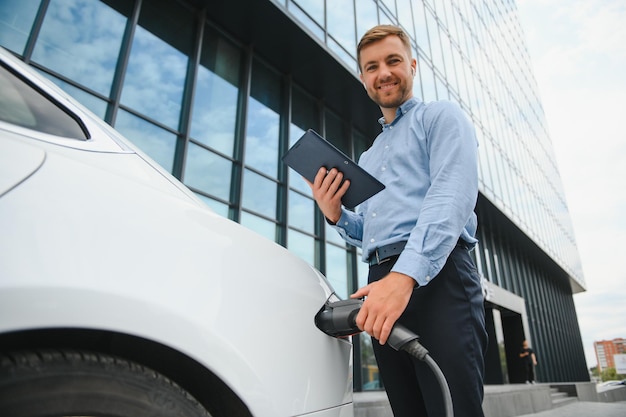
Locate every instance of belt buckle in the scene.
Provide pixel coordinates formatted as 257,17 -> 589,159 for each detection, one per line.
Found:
373,249 -> 390,266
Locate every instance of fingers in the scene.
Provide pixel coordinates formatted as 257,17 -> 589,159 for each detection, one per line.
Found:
308,167 -> 349,223
314,167 -> 345,197
356,299 -> 400,345
352,272 -> 415,345
350,285 -> 370,299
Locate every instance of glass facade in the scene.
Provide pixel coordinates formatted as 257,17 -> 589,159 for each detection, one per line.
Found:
0,0 -> 589,386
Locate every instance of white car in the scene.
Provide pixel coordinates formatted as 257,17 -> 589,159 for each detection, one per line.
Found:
0,46 -> 353,417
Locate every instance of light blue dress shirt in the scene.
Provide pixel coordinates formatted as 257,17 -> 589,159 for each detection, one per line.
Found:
332,97 -> 478,286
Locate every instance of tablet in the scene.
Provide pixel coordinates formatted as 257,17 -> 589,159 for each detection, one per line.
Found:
282,129 -> 385,208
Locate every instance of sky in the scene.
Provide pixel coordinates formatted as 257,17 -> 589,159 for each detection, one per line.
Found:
516,0 -> 626,369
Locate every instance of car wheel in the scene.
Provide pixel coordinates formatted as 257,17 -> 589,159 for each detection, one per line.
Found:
0,349 -> 212,417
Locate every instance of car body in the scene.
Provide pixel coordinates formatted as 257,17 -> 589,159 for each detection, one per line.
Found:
0,46 -> 353,417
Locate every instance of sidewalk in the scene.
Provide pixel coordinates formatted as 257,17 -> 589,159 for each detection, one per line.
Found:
353,384 -> 626,417
517,401 -> 626,417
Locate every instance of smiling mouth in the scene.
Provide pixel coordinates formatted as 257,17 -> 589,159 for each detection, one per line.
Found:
378,82 -> 398,91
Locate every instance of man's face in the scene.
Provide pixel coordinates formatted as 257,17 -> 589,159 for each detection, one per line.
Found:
359,35 -> 416,110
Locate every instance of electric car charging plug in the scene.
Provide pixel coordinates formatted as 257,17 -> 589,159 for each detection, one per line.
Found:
315,298 -> 453,417
314,298 -> 423,352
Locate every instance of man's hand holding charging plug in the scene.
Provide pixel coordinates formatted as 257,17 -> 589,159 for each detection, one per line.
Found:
306,167 -> 415,345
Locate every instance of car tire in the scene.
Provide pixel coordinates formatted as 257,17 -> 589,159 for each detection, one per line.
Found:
0,349 -> 212,417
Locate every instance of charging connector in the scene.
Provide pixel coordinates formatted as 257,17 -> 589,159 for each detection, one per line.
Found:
315,298 -> 453,417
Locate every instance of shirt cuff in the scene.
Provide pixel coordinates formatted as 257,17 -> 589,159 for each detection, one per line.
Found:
392,250 -> 437,287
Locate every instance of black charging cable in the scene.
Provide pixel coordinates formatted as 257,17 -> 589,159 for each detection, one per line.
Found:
315,298 -> 453,417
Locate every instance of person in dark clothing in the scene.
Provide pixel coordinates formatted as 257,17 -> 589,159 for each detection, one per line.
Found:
520,339 -> 538,383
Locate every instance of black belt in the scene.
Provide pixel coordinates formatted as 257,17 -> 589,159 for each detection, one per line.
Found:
367,239 -> 470,266
368,241 -> 407,266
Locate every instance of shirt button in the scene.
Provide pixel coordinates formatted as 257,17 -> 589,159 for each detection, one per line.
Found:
372,212 -> 376,217
381,167 -> 386,171
425,276 -> 431,282
344,221 -> 348,226
370,238 -> 375,243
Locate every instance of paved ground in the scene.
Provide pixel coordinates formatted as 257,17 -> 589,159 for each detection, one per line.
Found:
518,401 -> 626,417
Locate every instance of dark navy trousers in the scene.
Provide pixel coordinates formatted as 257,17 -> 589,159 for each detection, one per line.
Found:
368,246 -> 488,417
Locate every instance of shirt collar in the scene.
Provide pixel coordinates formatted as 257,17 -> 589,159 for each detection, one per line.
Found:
378,97 -> 419,129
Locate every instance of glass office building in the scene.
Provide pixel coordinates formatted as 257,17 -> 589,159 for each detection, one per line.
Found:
0,0 -> 590,387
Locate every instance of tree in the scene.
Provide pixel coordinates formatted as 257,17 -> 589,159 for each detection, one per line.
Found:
600,367 -> 626,382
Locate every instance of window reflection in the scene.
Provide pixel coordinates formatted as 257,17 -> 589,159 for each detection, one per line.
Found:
0,0 -> 39,54
288,190 -> 314,233
325,221 -> 345,246
32,0 -> 129,96
325,243 -> 348,299
396,0 -> 415,40
324,110 -> 349,155
361,335 -> 382,390
121,0 -> 193,130
196,193 -> 229,218
241,211 -> 276,242
242,169 -> 278,219
290,0 -> 324,28
355,0 -> 379,46
289,86 -> 319,194
39,73 -> 107,119
287,229 -> 315,265
327,0 -> 356,57
114,109 -> 176,173
191,28 -> 241,157
184,142 -> 232,202
246,59 -> 281,177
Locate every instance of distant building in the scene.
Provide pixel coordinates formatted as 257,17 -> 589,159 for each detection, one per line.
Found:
0,0 -> 589,386
595,338 -> 626,372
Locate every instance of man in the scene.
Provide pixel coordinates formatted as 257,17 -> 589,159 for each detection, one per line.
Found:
520,340 -> 538,383
307,25 -> 487,416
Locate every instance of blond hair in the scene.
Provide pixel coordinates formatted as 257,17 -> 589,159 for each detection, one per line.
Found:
357,25 -> 412,71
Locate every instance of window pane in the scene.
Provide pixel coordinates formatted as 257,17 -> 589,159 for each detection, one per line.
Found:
0,0 -> 39,54
121,0 -> 193,130
396,0 -> 415,40
242,169 -> 277,219
289,86 -> 319,194
360,335 -> 382,390
287,229 -> 315,265
325,110 -> 349,155
190,28 -> 241,157
356,249 -> 368,290
246,59 -> 281,176
413,1 -> 430,59
418,55 -> 437,102
31,0 -> 130,96
325,243 -> 348,299
184,142 -> 232,202
241,212 -> 276,242
40,73 -> 107,119
356,0 -> 379,54
288,190 -> 314,233
290,0 -> 324,27
353,129 -> 372,162
196,193 -> 229,218
327,0 -> 356,57
114,109 -> 176,173
325,221 -> 345,246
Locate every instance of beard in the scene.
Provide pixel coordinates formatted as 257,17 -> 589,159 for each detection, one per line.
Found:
368,79 -> 413,109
